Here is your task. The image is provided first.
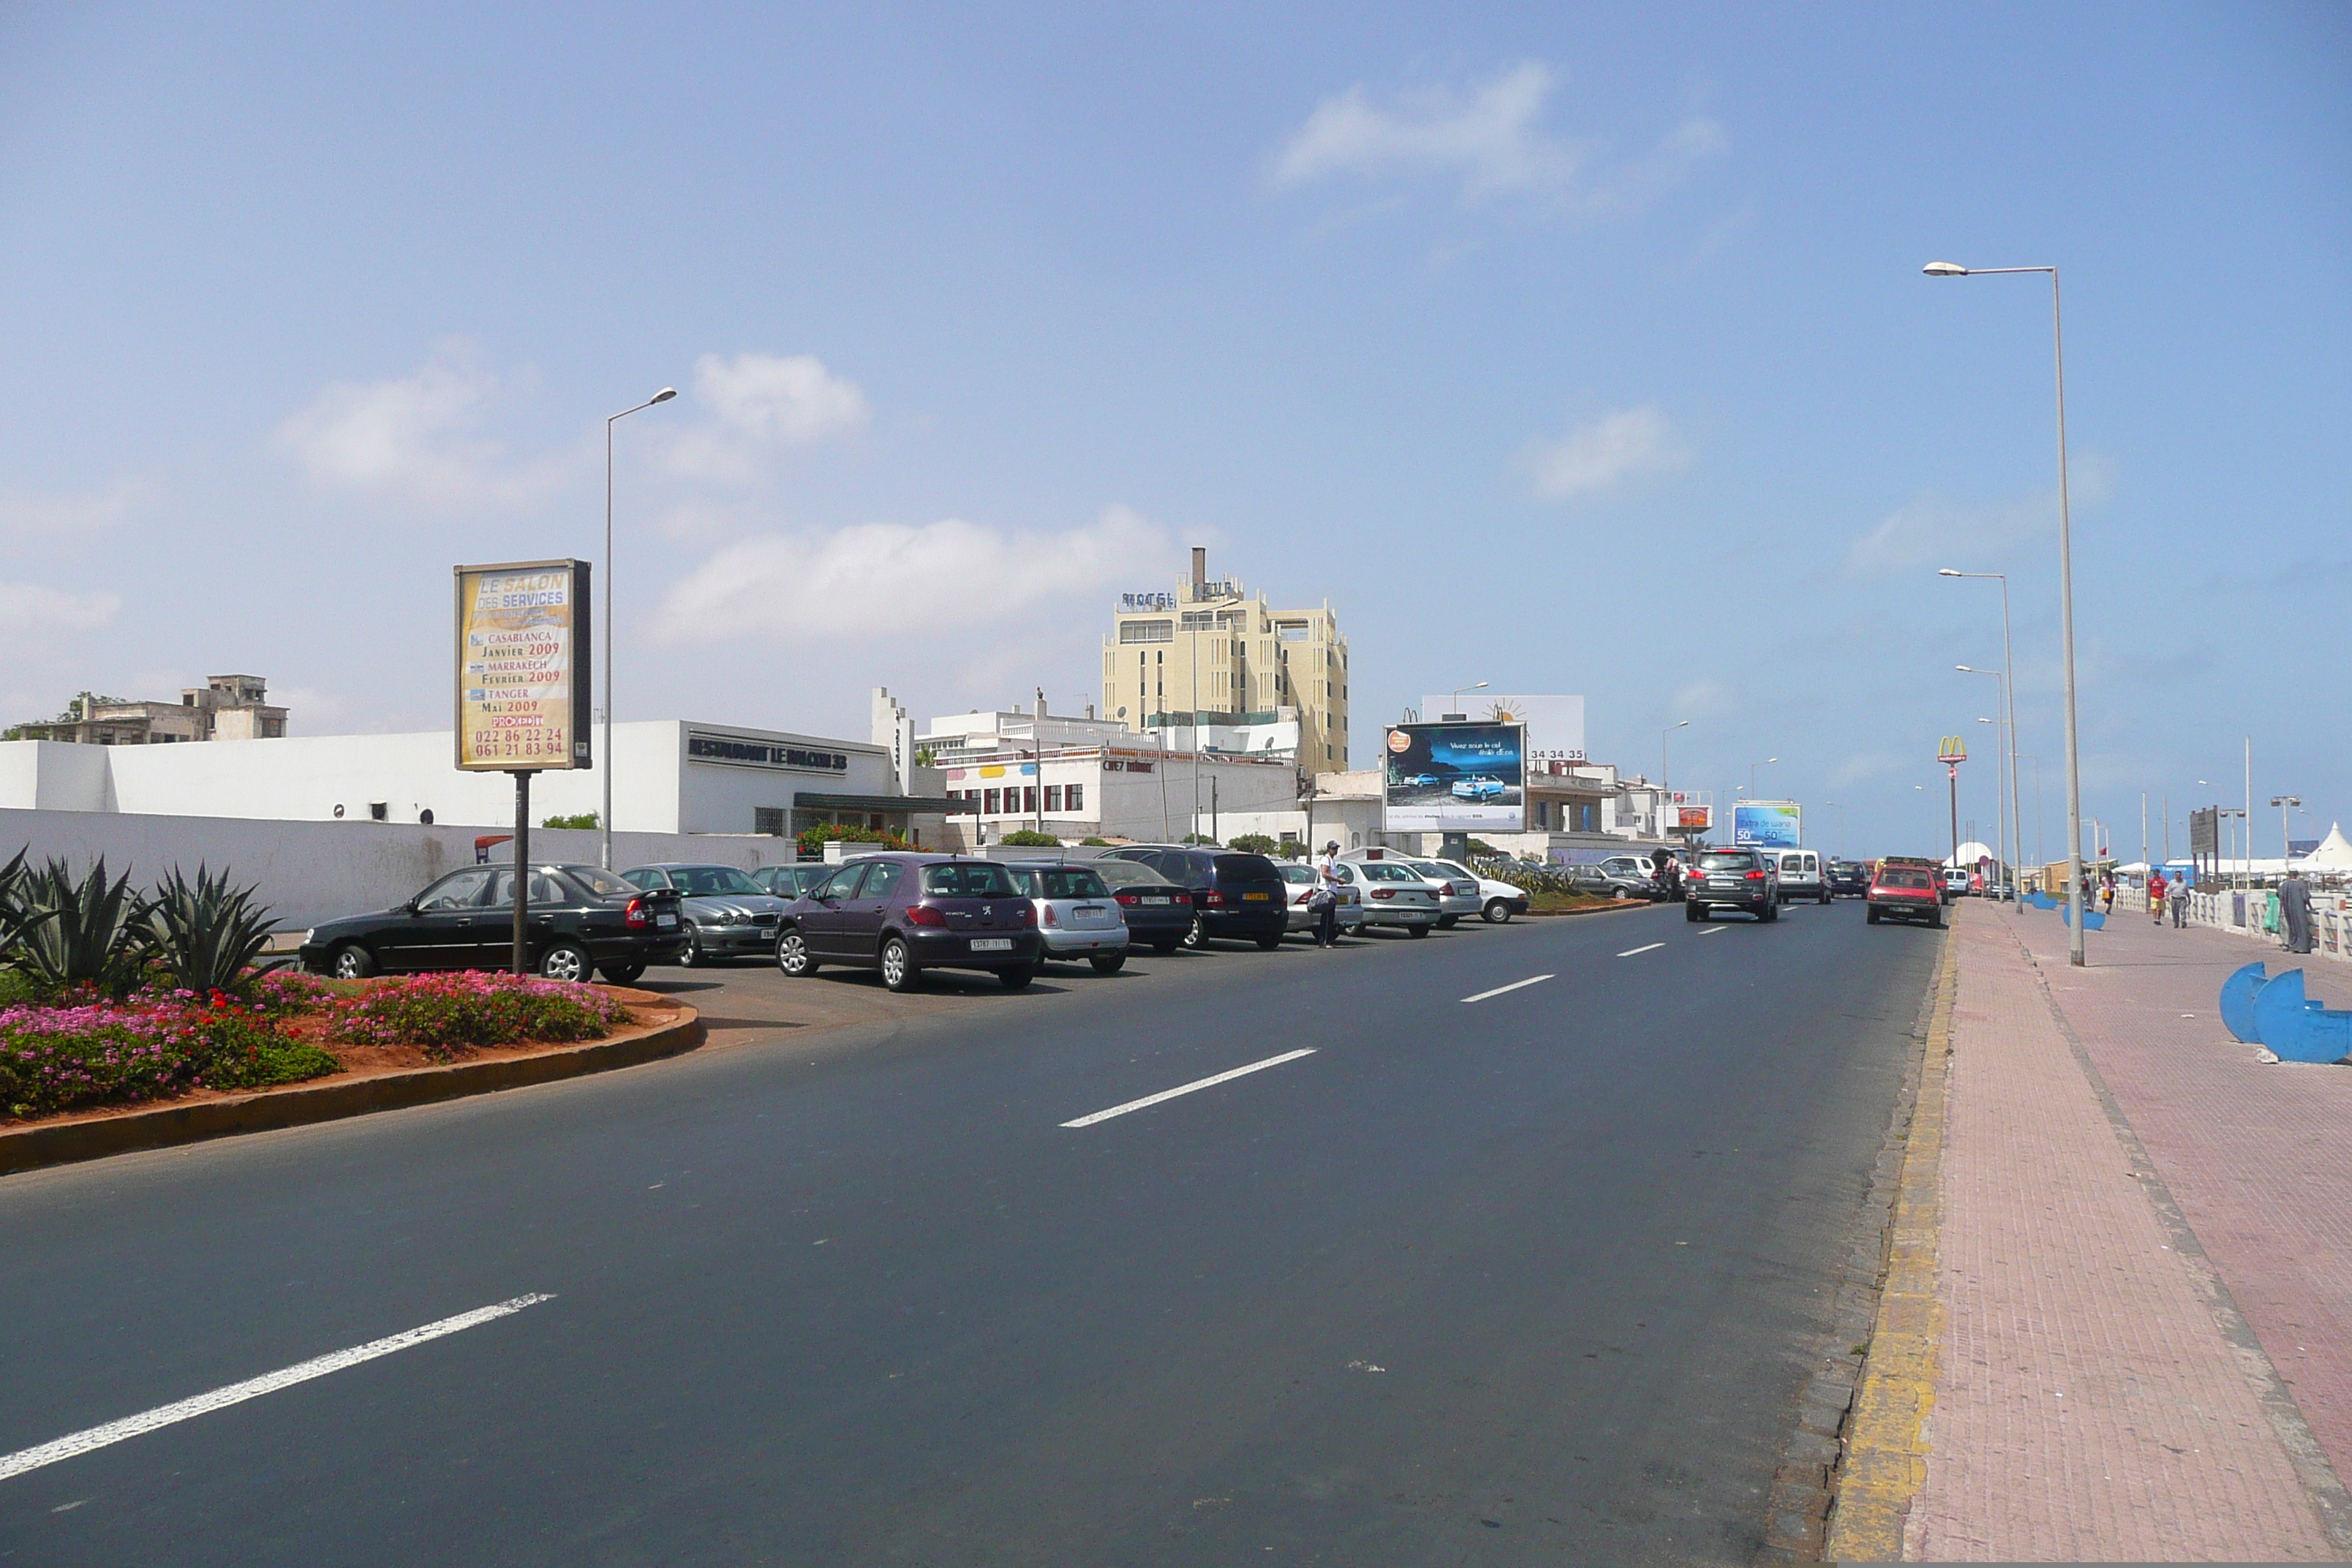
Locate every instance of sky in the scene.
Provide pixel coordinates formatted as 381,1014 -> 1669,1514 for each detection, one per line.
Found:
1,2 -> 2345,858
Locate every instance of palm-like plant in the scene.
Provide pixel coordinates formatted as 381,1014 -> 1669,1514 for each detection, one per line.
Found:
141,864 -> 282,994
14,856 -> 147,992
0,848 -> 26,953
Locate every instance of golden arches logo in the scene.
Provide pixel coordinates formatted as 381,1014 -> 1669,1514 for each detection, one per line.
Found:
1937,736 -> 1968,764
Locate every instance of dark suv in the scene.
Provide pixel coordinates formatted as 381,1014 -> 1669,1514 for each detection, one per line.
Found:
1828,861 -> 1871,897
1096,846 -> 1289,949
1686,849 -> 1782,922
774,854 -> 1044,992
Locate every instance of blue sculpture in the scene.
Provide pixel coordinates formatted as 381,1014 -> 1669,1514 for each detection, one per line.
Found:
2058,902 -> 2106,930
2217,961 -> 2352,1064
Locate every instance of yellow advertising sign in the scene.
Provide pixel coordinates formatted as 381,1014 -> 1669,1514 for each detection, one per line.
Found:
1937,735 -> 1968,764
453,559 -> 592,772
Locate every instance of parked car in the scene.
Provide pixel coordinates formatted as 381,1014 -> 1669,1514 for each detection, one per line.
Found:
1401,772 -> 1441,789
1686,848 -> 1782,921
1433,859 -> 1529,924
622,862 -> 796,966
1086,858 -> 1196,954
1007,863 -> 1130,973
1588,859 -> 1664,901
1096,845 -> 1289,950
1941,867 -> 1973,900
1776,849 -> 1831,905
300,862 -> 686,983
1275,861 -> 1366,937
1450,775 -> 1508,802
1335,860 -> 1440,935
1405,859 -> 1484,927
774,853 -> 1043,991
1869,862 -> 1945,927
1828,861 -> 1872,897
750,864 -> 829,900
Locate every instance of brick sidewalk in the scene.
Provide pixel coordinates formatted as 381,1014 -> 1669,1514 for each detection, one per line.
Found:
1904,900 -> 2341,1559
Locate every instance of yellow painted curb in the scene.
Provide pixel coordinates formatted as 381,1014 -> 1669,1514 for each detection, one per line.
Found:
1825,932 -> 1956,1561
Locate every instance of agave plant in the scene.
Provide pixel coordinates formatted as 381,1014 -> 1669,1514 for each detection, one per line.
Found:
13,856 -> 148,993
0,847 -> 26,954
141,864 -> 283,994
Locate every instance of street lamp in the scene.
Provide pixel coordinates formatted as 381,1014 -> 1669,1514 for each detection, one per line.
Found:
1956,666 -> 2010,902
1662,720 -> 1689,790
1924,260 -> 2085,965
1823,799 -> 1847,859
1750,756 -> 1777,796
1942,569 -> 2024,904
602,385 -> 679,871
2272,795 -> 2303,866
1444,681 -> 1489,720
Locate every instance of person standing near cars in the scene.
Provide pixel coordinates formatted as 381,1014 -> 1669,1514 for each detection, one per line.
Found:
1312,842 -> 1343,948
2280,865 -> 2315,954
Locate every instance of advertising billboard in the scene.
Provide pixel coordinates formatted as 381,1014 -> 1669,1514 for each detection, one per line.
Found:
1384,722 -> 1527,832
454,559 -> 592,772
1732,799 -> 1802,850
1419,694 -> 1585,766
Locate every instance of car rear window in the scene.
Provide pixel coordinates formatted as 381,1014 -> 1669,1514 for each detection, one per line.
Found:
921,862 -> 1018,898
1363,862 -> 1421,882
1213,853 -> 1281,881
567,867 -> 637,899
1034,867 -> 1109,899
1278,864 -> 1315,884
1699,853 -> 1755,870
670,866 -> 765,896
1880,870 -> 1933,889
1090,860 -> 1176,889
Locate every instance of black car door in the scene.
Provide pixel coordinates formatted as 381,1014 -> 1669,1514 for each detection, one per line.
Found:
837,861 -> 903,958
802,864 -> 865,957
391,867 -> 497,970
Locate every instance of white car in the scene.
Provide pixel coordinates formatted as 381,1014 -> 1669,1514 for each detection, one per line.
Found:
1430,859 -> 1530,924
1006,862 -> 1130,973
1775,849 -> 1831,905
1406,859 -> 1484,927
1276,862 -> 1365,936
1332,861 -> 1439,935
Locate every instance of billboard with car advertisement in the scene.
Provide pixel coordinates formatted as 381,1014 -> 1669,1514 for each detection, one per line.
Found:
1732,799 -> 1802,850
1383,722 -> 1527,832
1418,694 -> 1585,766
454,559 -> 592,772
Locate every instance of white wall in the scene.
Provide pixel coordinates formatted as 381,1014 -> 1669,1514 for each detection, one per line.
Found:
0,807 -> 804,932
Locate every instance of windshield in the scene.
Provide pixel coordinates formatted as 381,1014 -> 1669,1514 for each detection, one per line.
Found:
1278,864 -> 1316,884
669,866 -> 765,897
1090,860 -> 1175,889
1213,853 -> 1281,881
921,862 -> 1018,898
1699,853 -> 1755,870
1033,867 -> 1109,900
566,866 -> 637,899
1363,862 -> 1421,883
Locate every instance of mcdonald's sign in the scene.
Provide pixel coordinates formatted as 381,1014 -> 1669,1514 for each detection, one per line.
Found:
1937,736 -> 1968,765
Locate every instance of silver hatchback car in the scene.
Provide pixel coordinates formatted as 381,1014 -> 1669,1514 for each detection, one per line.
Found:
1275,862 -> 1365,937
1338,861 -> 1439,936
1008,863 -> 1131,973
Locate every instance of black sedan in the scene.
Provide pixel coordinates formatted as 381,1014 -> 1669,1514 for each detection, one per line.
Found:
299,863 -> 686,984
1086,858 -> 1196,954
1096,846 -> 1289,950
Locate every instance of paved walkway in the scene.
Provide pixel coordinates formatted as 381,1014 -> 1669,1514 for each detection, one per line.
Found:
1905,900 -> 2348,1560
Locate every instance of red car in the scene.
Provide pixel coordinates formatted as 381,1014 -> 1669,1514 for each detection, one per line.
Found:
1866,861 -> 1944,927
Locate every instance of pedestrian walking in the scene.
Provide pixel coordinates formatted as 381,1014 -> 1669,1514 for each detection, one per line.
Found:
1311,841 -> 1342,949
2147,869 -> 2168,925
2100,870 -> 2117,914
2280,865 -> 2315,954
2171,876 -> 2190,927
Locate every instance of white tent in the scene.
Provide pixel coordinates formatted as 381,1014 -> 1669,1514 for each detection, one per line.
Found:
1943,840 -> 1998,869
2299,822 -> 2352,872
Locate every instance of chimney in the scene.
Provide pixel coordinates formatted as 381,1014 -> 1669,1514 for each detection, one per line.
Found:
1191,547 -> 1207,596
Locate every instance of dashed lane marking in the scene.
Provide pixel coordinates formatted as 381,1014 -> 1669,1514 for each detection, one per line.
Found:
1061,1049 -> 1317,1128
1616,943 -> 1665,958
1460,975 -> 1555,1003
1697,925 -> 1727,936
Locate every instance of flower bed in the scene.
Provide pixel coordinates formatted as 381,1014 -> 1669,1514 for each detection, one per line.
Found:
319,971 -> 633,1059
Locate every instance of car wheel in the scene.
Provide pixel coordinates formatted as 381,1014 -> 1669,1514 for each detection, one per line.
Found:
1407,924 -> 1431,939
1181,914 -> 1206,950
538,941 -> 592,983
1255,933 -> 1282,951
328,942 -> 377,979
600,962 -> 646,985
880,937 -> 919,992
1149,938 -> 1180,954
677,927 -> 706,968
1437,914 -> 1458,930
1760,902 -> 1779,924
1686,903 -> 1703,922
1089,952 -> 1126,974
1612,887 -> 1629,901
1867,907 -> 1881,924
777,929 -> 818,977
1482,899 -> 1511,924
1820,891 -> 1832,905
998,966 -> 1034,990
1928,908 -> 1944,929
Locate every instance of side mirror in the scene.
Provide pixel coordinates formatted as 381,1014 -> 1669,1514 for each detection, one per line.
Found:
402,900 -> 421,916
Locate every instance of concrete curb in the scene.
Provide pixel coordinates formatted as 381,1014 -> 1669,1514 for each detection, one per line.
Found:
1518,900 -> 1657,918
1825,931 -> 1956,1560
0,1008 -> 705,1178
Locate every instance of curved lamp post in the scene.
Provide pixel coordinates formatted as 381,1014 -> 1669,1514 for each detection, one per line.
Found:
602,387 -> 679,870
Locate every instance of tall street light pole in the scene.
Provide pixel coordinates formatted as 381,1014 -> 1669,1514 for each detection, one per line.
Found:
1941,569 -> 2024,903
1924,260 -> 2084,964
1662,720 -> 1689,790
602,387 -> 679,871
1823,799 -> 1847,859
1446,681 -> 1488,719
1957,666 -> 2009,901
1750,756 -> 1776,797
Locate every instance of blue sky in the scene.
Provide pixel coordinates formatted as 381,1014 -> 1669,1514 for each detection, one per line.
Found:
1,3 -> 2345,856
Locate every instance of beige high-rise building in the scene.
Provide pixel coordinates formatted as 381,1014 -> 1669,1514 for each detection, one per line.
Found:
1101,548 -> 1350,769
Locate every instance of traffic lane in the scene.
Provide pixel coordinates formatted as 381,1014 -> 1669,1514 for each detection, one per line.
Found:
0,905 -> 1929,1564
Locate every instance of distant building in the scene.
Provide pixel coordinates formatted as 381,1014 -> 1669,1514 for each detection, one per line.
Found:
12,675 -> 288,745
1101,548 -> 1350,769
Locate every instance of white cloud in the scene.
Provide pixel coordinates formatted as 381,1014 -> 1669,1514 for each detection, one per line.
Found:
1270,62 -> 1725,211
274,343 -> 571,510
1518,405 -> 1689,501
0,478 -> 157,554
1672,679 -> 1735,719
655,504 -> 1167,644
1846,456 -> 2111,578
667,353 -> 869,484
0,581 -> 121,654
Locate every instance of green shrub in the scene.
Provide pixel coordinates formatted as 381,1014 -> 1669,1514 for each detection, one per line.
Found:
321,971 -> 633,1060
141,864 -> 283,995
1079,837 -> 1112,847
13,857 -> 147,995
541,811 -> 600,830
1180,833 -> 1219,845
796,823 -> 909,858
998,830 -> 1061,846
1227,834 -> 1279,856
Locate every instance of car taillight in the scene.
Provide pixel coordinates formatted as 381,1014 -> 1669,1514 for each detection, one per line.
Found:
1115,892 -> 1140,906
624,897 -> 651,929
1204,891 -> 1226,907
1014,903 -> 1035,924
1042,905 -> 1059,927
1745,870 -> 1765,881
1371,888 -> 1395,900
903,904 -> 946,927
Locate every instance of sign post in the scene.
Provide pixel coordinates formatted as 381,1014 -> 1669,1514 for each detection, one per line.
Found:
1939,736 -> 1969,878
455,559 -> 592,976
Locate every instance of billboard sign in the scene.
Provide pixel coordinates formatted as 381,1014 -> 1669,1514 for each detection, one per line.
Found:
1733,799 -> 1802,850
1384,722 -> 1527,832
454,559 -> 592,772
1670,791 -> 1713,832
1420,694 -> 1585,766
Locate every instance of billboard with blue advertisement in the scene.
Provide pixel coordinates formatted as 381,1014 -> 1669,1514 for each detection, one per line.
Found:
1733,800 -> 1802,850
1383,722 -> 1526,832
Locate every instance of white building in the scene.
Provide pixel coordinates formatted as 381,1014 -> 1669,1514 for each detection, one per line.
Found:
0,719 -> 954,844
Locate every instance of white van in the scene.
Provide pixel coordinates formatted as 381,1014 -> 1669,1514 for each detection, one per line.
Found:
1776,849 -> 1830,904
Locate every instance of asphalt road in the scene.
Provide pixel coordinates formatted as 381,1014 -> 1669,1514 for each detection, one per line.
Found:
0,897 -> 1942,1566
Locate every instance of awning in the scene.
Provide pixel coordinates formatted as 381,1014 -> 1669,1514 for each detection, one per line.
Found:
791,792 -> 957,814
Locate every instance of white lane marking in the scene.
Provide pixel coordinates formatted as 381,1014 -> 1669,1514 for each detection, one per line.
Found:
1062,1049 -> 1316,1128
0,1294 -> 553,1483
1696,925 -> 1726,936
1460,974 -> 1554,1004
1616,943 -> 1665,958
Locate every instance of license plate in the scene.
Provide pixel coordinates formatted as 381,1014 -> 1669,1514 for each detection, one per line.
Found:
657,915 -> 678,928
970,938 -> 1013,952
1243,892 -> 1271,901
1142,896 -> 1172,905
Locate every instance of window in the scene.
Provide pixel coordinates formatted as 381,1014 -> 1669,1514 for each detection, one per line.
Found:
921,862 -> 1019,897
862,862 -> 906,900
670,866 -> 766,896
417,868 -> 496,911
1065,783 -> 1083,812
1044,785 -> 1061,812
1022,785 -> 1037,813
984,788 -> 1000,815
1121,619 -> 1174,644
754,806 -> 787,835
1035,867 -> 1109,899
